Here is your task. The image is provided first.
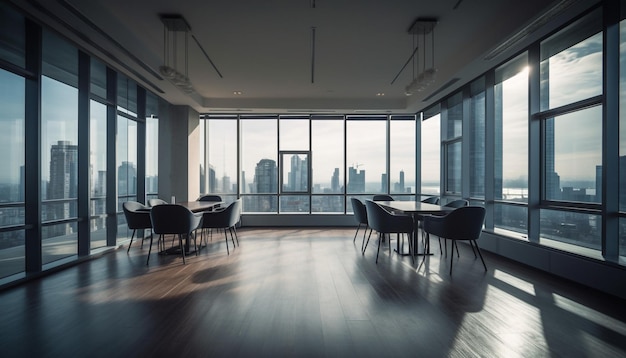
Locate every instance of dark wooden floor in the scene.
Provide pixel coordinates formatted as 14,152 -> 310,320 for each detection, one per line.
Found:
1,228 -> 626,358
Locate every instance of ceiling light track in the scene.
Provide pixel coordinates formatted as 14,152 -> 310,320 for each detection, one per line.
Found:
311,27 -> 316,84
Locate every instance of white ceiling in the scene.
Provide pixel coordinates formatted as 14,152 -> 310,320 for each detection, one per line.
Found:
14,0 -> 596,114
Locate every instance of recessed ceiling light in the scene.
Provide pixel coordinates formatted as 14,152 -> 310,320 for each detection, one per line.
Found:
233,91 -> 242,95
376,92 -> 385,96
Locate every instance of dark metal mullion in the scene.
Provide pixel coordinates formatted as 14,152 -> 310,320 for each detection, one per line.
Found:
484,70 -> 495,230
386,116 -> 390,195
105,68 -> 117,247
136,87 -> 147,204
602,0 -> 620,260
24,19 -> 43,273
77,51 -> 90,256
528,45 -> 541,245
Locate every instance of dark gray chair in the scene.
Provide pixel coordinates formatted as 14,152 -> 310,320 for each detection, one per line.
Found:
148,198 -> 168,207
423,206 -> 487,275
149,204 -> 202,265
350,198 -> 370,253
122,201 -> 152,254
372,194 -> 394,201
438,199 -> 470,256
200,199 -> 241,254
364,200 -> 414,264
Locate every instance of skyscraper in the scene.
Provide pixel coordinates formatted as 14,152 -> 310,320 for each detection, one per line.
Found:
331,168 -> 340,193
347,166 -> 365,193
48,140 -> 78,235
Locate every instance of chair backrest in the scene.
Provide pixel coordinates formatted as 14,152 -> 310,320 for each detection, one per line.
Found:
365,200 -> 412,234
350,198 -> 367,225
227,199 -> 242,227
198,194 -> 223,202
373,194 -> 394,201
150,204 -> 200,235
202,199 -> 241,228
444,199 -> 469,208
421,196 -> 440,205
424,206 -> 485,241
122,201 -> 152,230
148,198 -> 168,207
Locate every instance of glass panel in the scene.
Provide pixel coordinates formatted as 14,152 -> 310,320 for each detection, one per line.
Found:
280,118 -> 309,150
117,75 -> 137,116
280,195 -> 310,213
90,59 -> 107,99
0,230 -> 25,278
494,203 -> 527,235
495,55 -> 528,203
390,119 -> 415,194
544,106 -> 602,203
540,209 -> 601,251
146,92 -> 158,197
470,77 -> 486,198
540,9 -> 602,110
311,195 -> 343,213
42,222 -> 78,265
90,101 -> 107,250
207,119 -> 238,194
446,141 -> 461,194
241,118 -> 277,212
281,153 -> 309,193
421,114 -> 440,195
312,119 -> 343,194
41,31 -> 78,263
446,93 -> 462,139
0,69 -> 25,210
0,2 -> 25,68
117,115 -> 137,211
346,120 -> 386,194
620,217 -> 626,260
243,195 -> 277,213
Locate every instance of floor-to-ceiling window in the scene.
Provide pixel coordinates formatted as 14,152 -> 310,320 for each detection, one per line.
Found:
204,115 -> 238,203
279,116 -> 310,213
41,30 -> 79,265
116,75 -> 138,241
311,116 -> 344,213
89,59 -> 108,251
538,8 -> 603,251
390,115 -> 416,199
0,68 -> 25,277
421,110 -> 441,196
444,93 -> 462,195
346,116 -> 387,197
240,116 -> 278,212
145,92 -> 159,202
470,77 -> 486,200
493,53 -> 529,235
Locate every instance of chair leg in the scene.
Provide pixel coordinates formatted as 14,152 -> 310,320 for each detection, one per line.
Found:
127,230 -> 136,253
449,239 -> 454,275
375,233 -> 383,263
353,224 -> 362,243
454,240 -> 460,257
146,234 -> 154,265
232,226 -> 240,246
224,229 -> 230,255
179,234 -> 186,264
472,240 -> 488,271
229,227 -> 236,247
362,228 -> 373,254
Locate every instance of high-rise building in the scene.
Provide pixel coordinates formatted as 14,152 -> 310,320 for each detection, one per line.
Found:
48,140 -> 78,235
117,161 -> 137,196
287,154 -> 307,191
347,166 -> 365,193
331,168 -> 340,193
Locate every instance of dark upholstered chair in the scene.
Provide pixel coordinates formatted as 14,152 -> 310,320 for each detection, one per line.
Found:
423,206 -> 487,275
200,199 -> 241,254
149,204 -> 202,265
350,198 -> 370,253
372,194 -> 394,201
122,201 -> 152,254
148,198 -> 168,207
364,200 -> 414,264
438,199 -> 470,255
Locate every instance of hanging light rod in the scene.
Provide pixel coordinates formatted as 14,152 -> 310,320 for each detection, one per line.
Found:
407,17 -> 437,35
